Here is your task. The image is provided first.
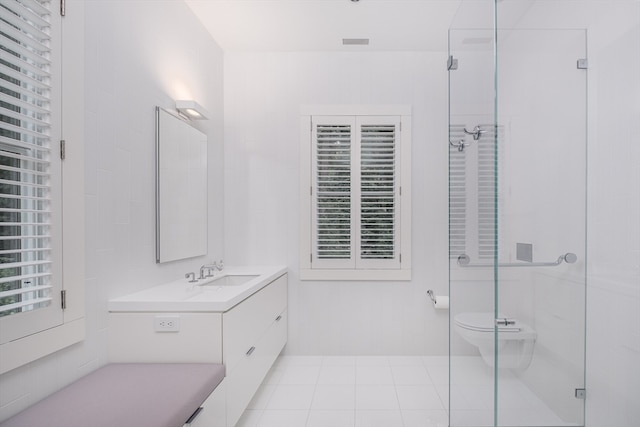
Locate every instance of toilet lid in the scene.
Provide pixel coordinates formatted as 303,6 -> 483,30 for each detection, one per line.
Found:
455,312 -> 521,332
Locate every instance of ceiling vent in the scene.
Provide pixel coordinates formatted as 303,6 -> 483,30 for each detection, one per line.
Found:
342,38 -> 369,46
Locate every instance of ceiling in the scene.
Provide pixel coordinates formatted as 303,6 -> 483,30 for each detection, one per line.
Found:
184,0 -> 467,52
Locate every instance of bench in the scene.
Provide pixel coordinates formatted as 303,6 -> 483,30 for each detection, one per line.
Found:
0,363 -> 225,427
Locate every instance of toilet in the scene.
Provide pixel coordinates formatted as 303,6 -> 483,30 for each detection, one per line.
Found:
454,312 -> 537,370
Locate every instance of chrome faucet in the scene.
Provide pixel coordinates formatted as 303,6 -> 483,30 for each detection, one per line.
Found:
185,272 -> 197,283
198,260 -> 224,280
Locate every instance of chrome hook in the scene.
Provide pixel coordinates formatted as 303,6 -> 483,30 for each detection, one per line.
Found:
464,125 -> 486,141
449,139 -> 466,152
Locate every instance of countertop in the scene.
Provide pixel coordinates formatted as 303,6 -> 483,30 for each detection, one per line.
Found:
108,265 -> 287,312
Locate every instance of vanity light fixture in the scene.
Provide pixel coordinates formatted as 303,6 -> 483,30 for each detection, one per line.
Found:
175,100 -> 208,120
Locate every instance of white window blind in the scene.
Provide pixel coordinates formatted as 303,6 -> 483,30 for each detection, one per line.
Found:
448,123 -> 503,261
449,124 -> 467,258
0,0 -> 61,335
310,116 -> 400,270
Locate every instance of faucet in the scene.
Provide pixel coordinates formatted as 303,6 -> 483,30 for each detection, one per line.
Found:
198,260 -> 224,280
185,272 -> 197,283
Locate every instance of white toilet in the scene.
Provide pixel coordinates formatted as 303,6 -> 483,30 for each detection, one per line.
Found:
454,312 -> 537,371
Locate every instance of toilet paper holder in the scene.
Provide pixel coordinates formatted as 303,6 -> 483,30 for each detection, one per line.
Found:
427,290 -> 449,309
427,290 -> 437,304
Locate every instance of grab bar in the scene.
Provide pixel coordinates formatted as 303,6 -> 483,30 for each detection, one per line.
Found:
457,252 -> 577,268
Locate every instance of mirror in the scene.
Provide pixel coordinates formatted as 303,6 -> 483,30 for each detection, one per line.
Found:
156,107 -> 207,263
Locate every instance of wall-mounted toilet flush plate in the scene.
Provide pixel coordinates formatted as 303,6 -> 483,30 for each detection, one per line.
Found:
516,243 -> 533,263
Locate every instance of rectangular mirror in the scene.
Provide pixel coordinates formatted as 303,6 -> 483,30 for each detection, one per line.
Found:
156,107 -> 208,263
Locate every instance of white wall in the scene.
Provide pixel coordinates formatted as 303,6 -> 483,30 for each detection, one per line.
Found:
0,0 -> 224,421
223,52 -> 451,355
584,4 -> 640,426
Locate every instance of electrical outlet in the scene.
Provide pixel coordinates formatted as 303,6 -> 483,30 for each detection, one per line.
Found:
154,315 -> 180,332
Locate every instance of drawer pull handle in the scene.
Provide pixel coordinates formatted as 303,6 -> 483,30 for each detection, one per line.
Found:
246,346 -> 256,356
185,407 -> 204,425
275,315 -> 282,321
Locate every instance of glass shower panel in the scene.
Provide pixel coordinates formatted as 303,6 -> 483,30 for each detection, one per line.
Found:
495,27 -> 587,427
448,19 -> 498,427
448,1 -> 587,426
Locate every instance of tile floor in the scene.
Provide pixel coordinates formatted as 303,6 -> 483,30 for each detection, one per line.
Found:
235,355 -> 575,427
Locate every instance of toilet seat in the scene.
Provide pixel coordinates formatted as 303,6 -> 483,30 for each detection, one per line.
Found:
455,312 -> 521,332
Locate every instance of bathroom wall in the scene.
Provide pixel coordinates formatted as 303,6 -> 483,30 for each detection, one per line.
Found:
223,52 -> 451,355
0,1 -> 224,421
583,3 -> 640,426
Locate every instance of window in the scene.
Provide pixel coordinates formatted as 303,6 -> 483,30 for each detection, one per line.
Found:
448,123 -> 503,262
0,0 -> 84,374
300,106 -> 411,280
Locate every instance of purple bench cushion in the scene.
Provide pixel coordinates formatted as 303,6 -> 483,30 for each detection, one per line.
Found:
0,363 -> 225,427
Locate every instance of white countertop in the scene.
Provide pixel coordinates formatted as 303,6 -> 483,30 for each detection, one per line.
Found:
108,265 -> 287,313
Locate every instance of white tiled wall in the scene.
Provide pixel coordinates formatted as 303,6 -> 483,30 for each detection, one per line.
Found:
223,52 -> 451,356
0,1 -> 224,422
585,4 -> 640,426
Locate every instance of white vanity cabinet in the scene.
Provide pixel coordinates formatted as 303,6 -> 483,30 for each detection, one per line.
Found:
223,274 -> 287,427
108,268 -> 288,427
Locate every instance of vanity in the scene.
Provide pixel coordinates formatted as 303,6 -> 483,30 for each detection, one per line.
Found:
108,266 -> 287,427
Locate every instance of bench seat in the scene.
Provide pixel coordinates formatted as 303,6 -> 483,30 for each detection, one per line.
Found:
0,363 -> 225,427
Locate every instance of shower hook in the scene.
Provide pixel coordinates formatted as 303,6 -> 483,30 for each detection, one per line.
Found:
464,125 -> 486,141
449,138 -> 467,152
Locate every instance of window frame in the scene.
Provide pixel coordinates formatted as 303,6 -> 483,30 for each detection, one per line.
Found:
0,0 -> 85,375
300,105 -> 412,281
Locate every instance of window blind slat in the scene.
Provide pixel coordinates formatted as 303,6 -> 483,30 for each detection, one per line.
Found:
315,124 -> 352,260
360,124 -> 396,260
0,0 -> 54,321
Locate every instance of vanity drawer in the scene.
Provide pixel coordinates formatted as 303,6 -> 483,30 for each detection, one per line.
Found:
226,309 -> 287,427
222,274 -> 287,372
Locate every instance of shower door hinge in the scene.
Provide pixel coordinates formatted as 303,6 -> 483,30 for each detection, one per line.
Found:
60,140 -> 66,160
60,0 -> 65,16
61,290 -> 67,310
575,388 -> 586,399
577,59 -> 588,69
447,55 -> 458,71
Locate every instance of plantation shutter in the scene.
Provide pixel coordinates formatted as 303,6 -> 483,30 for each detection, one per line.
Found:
0,0 -> 62,343
311,116 -> 355,269
449,124 -> 467,259
357,116 -> 400,269
310,116 -> 400,270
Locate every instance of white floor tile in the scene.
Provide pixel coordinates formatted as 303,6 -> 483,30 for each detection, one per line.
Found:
356,356 -> 390,366
265,385 -> 315,410
306,410 -> 355,427
355,410 -> 404,427
391,365 -> 432,385
356,365 -> 394,385
387,356 -> 425,366
256,410 -> 309,427
401,409 -> 449,427
317,365 -> 356,384
322,356 -> 357,366
355,385 -> 399,410
247,384 -> 277,410
311,385 -> 356,410
235,409 -> 263,427
279,366 -> 321,385
396,385 -> 445,410
237,355 -> 573,427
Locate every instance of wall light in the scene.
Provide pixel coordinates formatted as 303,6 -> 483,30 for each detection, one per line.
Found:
175,100 -> 208,120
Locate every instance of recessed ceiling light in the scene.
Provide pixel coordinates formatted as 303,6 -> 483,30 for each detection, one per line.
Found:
343,38 -> 369,46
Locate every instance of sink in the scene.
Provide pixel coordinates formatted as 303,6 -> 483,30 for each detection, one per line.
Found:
200,274 -> 259,287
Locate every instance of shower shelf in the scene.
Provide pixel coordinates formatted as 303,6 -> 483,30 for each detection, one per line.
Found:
457,253 -> 577,268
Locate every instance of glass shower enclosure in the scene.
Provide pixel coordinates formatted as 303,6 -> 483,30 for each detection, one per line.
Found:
448,1 -> 587,426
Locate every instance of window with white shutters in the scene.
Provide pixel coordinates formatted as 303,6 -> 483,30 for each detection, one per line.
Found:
0,0 -> 63,344
301,107 -> 411,281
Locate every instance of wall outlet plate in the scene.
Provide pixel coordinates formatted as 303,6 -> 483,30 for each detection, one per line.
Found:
154,315 -> 180,332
